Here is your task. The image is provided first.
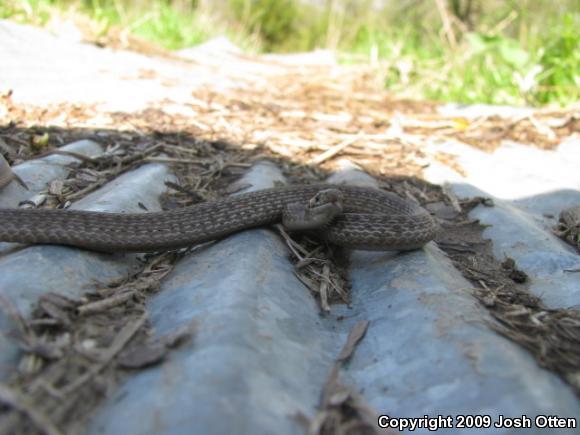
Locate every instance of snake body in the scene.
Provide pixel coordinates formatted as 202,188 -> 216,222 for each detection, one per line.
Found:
0,184 -> 438,252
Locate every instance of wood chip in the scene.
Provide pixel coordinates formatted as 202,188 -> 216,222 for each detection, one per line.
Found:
0,153 -> 28,190
0,383 -> 64,435
60,313 -> 147,395
337,320 -> 369,363
77,291 -> 135,316
308,134 -> 363,165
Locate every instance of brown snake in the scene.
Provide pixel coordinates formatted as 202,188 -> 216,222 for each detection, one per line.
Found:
0,184 -> 438,252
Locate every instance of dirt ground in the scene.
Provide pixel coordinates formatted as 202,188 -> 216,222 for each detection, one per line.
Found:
0,42 -> 579,435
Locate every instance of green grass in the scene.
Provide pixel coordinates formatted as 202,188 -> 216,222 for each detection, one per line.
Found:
1,0 -> 578,107
534,13 -> 580,105
332,3 -> 579,107
122,4 -> 208,49
0,0 -> 252,50
365,28 -> 578,107
0,0 -> 55,25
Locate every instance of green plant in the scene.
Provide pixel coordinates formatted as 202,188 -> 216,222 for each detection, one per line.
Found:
1,0 -> 55,24
129,3 -> 208,49
534,13 -> 580,105
229,0 -> 298,51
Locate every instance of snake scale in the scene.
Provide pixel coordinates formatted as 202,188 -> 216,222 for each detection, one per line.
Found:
0,184 -> 438,252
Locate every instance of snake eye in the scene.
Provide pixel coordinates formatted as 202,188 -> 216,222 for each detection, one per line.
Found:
309,194 -> 322,208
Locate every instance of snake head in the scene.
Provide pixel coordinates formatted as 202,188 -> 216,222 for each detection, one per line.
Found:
283,189 -> 344,231
308,189 -> 344,212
